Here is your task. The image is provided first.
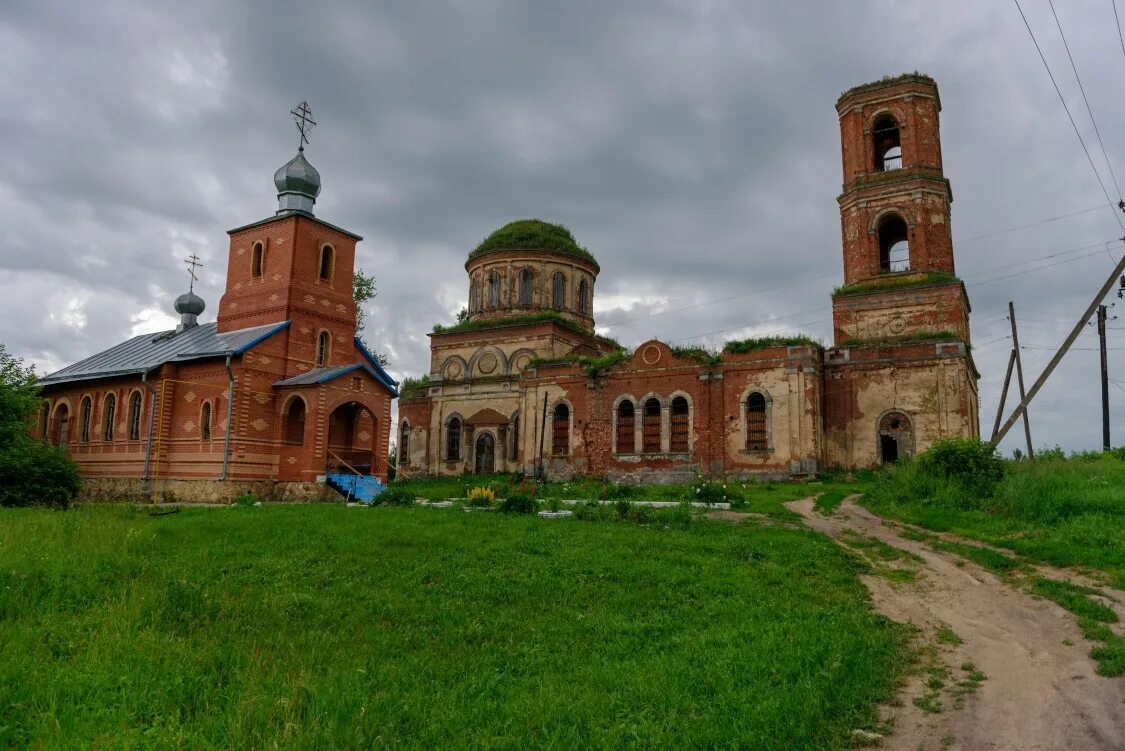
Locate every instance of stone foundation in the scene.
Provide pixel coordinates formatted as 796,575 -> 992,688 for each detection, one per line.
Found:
79,477 -> 337,504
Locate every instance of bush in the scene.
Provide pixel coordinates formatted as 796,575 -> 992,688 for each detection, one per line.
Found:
231,494 -> 258,508
689,477 -> 742,506
499,492 -> 537,514
0,438 -> 81,509
378,485 -> 415,506
916,438 -> 1005,498
466,486 -> 496,508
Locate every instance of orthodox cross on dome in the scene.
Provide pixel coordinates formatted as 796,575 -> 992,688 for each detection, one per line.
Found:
184,253 -> 203,293
290,100 -> 316,152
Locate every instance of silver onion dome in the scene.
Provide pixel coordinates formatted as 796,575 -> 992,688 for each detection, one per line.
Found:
274,151 -> 321,214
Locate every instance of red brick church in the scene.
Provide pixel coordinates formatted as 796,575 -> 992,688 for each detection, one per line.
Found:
35,128 -> 398,502
398,74 -> 980,479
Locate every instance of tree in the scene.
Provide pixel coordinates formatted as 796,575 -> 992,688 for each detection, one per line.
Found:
353,268 -> 390,367
0,344 -> 80,508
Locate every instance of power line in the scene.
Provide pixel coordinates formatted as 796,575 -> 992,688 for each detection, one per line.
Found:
1047,0 -> 1124,199
1012,0 -> 1125,232
953,204 -> 1106,244
1114,0 -> 1125,61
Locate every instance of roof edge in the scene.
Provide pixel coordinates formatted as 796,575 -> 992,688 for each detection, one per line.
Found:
227,211 -> 363,241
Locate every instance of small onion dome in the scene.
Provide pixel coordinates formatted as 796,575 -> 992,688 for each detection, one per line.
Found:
274,151 -> 321,214
174,291 -> 206,316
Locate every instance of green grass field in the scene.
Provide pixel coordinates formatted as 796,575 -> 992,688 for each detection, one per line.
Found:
0,505 -> 907,749
861,456 -> 1125,589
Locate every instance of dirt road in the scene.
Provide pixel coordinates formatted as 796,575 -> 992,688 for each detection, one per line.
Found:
785,496 -> 1125,751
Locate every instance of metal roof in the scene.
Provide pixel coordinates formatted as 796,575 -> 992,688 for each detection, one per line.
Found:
273,364 -> 369,387
38,321 -> 291,387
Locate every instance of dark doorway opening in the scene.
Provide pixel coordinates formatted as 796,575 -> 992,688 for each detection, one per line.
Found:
880,435 -> 899,464
474,432 -> 495,474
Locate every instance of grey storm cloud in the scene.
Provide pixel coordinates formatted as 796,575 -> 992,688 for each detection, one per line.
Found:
2,0 -> 1124,453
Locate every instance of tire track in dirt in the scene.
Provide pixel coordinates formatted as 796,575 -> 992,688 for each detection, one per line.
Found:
786,496 -> 1125,751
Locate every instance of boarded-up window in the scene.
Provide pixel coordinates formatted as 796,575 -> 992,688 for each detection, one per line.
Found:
400,421 -> 410,466
552,403 -> 570,455
39,404 -> 49,440
488,271 -> 501,308
670,396 -> 689,453
552,272 -> 566,309
519,269 -> 533,305
616,400 -> 635,454
79,397 -> 92,443
103,394 -> 116,441
642,398 -> 661,454
128,391 -> 142,441
284,398 -> 306,445
746,392 -> 767,451
56,404 -> 69,448
201,402 -> 212,441
447,417 -> 462,461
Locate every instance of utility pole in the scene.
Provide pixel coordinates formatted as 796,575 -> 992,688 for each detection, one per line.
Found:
1008,302 -> 1035,460
1097,304 -> 1110,451
992,250 -> 1125,448
991,350 -> 1017,441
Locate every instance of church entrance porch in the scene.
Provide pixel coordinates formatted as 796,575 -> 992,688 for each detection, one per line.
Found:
474,432 -> 496,474
877,411 -> 914,465
326,401 -> 377,475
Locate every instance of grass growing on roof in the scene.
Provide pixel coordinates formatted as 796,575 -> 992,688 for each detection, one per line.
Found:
0,504 -> 907,749
467,219 -> 598,266
832,272 -> 959,298
432,311 -> 592,337
398,373 -> 431,400
722,335 -> 819,354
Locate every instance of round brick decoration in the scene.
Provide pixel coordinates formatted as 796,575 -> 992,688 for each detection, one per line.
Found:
477,352 -> 498,374
642,345 -> 662,365
446,360 -> 462,379
513,354 -> 532,372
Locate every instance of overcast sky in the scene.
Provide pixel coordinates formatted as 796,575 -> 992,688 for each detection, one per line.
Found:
3,0 -> 1125,454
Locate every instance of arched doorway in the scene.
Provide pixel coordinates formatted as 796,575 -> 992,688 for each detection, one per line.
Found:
327,402 -> 375,474
878,411 -> 914,464
474,432 -> 495,474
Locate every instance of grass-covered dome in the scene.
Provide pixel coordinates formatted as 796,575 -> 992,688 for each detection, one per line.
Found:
468,219 -> 598,267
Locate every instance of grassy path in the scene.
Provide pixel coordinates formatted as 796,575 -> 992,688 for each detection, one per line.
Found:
789,496 -> 1125,750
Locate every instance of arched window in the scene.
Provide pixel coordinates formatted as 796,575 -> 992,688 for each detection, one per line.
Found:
319,244 -> 334,281
316,331 -> 330,366
642,398 -> 661,454
488,271 -> 501,308
551,403 -> 570,455
251,242 -> 264,277
616,400 -> 635,454
55,404 -> 70,448
200,402 -> 212,441
670,396 -> 689,453
128,391 -> 143,441
746,392 -> 767,451
519,269 -> 533,305
577,278 -> 589,314
103,393 -> 116,441
877,214 -> 910,273
446,416 -> 462,461
399,421 -> 410,466
552,272 -> 566,309
79,396 -> 92,443
283,397 -> 306,445
873,115 -> 901,171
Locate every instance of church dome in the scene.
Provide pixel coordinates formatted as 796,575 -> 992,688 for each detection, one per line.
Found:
274,151 -> 321,214
274,151 -> 321,197
174,291 -> 206,316
467,219 -> 598,268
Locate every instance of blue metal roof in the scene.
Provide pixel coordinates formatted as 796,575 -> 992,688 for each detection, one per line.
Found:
273,359 -> 399,397
38,321 -> 291,387
355,337 -> 400,396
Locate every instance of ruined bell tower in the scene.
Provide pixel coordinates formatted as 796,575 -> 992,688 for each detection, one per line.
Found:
832,74 -> 969,345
